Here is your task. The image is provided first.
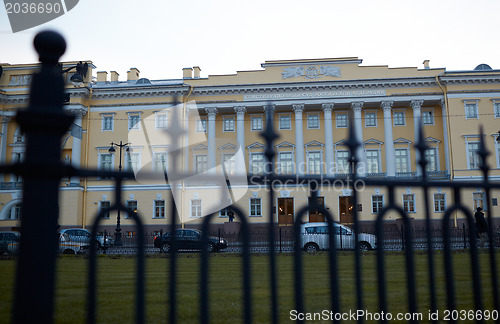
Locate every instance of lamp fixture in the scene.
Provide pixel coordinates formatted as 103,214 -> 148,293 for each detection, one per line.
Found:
58,61 -> 88,87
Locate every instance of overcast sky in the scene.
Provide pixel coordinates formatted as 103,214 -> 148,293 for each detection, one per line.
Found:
1,0 -> 499,81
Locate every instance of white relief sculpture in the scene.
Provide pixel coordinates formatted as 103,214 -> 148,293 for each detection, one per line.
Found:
281,65 -> 341,79
320,65 -> 341,77
281,66 -> 304,79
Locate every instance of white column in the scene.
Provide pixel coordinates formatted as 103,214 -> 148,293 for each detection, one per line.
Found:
292,104 -> 305,175
206,107 -> 218,172
235,106 -> 246,149
70,108 -> 87,184
0,116 -> 11,182
381,101 -> 396,177
411,100 -> 424,176
351,102 -> 366,177
441,99 -> 450,175
322,103 -> 334,175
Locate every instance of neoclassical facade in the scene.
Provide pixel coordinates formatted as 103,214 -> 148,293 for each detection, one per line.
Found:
1,58 -> 499,232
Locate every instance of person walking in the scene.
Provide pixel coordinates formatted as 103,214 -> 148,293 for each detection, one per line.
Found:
474,207 -> 488,248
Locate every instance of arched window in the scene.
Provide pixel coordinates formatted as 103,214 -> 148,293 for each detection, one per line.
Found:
0,200 -> 22,220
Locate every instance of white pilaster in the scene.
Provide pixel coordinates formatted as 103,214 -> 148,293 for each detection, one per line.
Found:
206,107 -> 218,172
235,106 -> 246,149
322,103 -> 334,175
0,116 -> 11,182
411,100 -> 424,176
381,101 -> 395,177
292,104 -> 305,175
351,101 -> 366,177
441,100 -> 450,175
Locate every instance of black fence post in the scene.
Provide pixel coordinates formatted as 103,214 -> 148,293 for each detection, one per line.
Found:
463,222 -> 467,249
13,31 -> 74,324
401,224 -> 405,251
279,227 -> 282,253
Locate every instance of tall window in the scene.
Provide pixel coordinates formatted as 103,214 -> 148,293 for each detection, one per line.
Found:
307,113 -> 320,129
372,195 -> 383,214
155,112 -> 168,129
279,152 -> 294,174
393,111 -> 405,126
395,149 -> 409,173
153,153 -> 167,172
465,102 -> 478,119
223,117 -> 235,132
336,113 -> 348,128
495,102 -> 500,118
434,193 -> 445,212
467,142 -> 480,169
222,154 -> 236,175
336,151 -> 349,174
191,199 -> 202,217
425,148 -> 438,172
250,153 -> 264,174
195,155 -> 208,173
365,112 -> 377,127
100,201 -> 110,219
128,113 -> 141,130
102,114 -> 114,131
126,152 -> 140,172
422,110 -> 435,125
126,200 -> 138,218
307,151 -> 322,174
403,194 -> 415,213
154,200 -> 165,218
250,198 -> 262,217
366,150 -> 380,173
473,192 -> 485,211
99,153 -> 113,171
196,119 -> 207,133
279,115 -> 291,130
251,116 -> 263,131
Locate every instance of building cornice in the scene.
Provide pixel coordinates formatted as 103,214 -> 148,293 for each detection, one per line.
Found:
91,85 -> 190,100
439,74 -> 500,85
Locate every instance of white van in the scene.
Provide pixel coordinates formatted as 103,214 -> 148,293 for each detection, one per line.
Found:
300,222 -> 376,252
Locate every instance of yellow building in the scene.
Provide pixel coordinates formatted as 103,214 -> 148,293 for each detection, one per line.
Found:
1,58 -> 499,232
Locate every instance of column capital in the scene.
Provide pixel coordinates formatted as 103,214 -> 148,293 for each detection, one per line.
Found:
65,105 -> 88,118
351,101 -> 364,112
263,104 -> 275,113
440,99 -> 446,110
410,99 -> 424,110
234,106 -> 247,115
2,116 -> 12,124
205,107 -> 218,117
381,101 -> 393,111
292,103 -> 304,113
322,103 -> 334,112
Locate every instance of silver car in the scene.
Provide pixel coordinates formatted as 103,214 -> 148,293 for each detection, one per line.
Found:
300,222 -> 376,252
60,228 -> 114,249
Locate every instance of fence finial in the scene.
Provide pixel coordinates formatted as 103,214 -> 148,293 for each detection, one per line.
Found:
477,126 -> 490,174
34,30 -> 66,66
414,120 -> 429,178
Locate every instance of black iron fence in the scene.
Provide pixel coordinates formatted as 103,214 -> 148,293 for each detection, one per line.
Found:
2,31 -> 499,323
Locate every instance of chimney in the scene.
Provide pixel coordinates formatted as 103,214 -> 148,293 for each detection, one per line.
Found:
96,71 -> 107,83
193,66 -> 201,78
127,67 -> 140,81
183,67 -> 193,79
423,60 -> 430,69
110,71 -> 119,82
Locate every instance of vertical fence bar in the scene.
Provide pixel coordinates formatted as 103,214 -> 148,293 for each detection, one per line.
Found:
13,31 -> 74,324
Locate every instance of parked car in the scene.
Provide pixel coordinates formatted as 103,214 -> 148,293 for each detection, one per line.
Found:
300,222 -> 376,252
0,231 -> 20,255
60,228 -> 114,249
59,233 -> 90,254
154,229 -> 228,253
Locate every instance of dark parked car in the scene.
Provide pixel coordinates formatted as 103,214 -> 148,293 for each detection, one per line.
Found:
154,229 -> 228,253
0,231 -> 20,255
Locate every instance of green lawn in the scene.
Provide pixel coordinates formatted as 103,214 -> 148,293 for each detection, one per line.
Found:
0,251 -> 498,323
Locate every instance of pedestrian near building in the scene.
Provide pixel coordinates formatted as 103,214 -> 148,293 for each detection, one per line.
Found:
474,207 -> 488,247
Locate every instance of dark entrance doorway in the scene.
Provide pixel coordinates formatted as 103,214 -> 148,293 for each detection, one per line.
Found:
339,196 -> 353,224
277,197 -> 294,225
308,196 -> 325,222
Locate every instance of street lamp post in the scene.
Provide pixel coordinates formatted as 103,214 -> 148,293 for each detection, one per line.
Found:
109,141 -> 130,247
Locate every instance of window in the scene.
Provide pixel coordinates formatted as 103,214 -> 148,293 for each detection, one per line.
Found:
196,119 -> 207,133
250,198 -> 262,217
393,110 -> 405,126
153,153 -> 167,172
279,152 -> 294,174
126,152 -> 140,172
495,102 -> 500,118
336,113 -> 348,128
101,114 -> 114,131
250,153 -> 264,174
395,149 -> 409,173
307,151 -> 322,174
467,142 -> 480,169
434,193 -> 445,212
425,148 -> 438,172
279,114 -> 291,130
336,151 -> 349,174
195,155 -> 208,173
307,113 -> 320,129
5,204 -> 22,220
128,113 -> 141,130
99,153 -> 113,171
473,192 -> 485,211
251,116 -> 263,131
126,200 -> 138,218
372,195 -> 383,214
222,154 -> 236,175
465,102 -> 479,119
403,194 -> 415,213
155,112 -> 168,129
100,201 -> 110,219
219,207 -> 229,217
422,109 -> 435,125
366,150 -> 380,173
191,199 -> 202,217
365,112 -> 377,127
154,200 -> 165,218
223,116 -> 235,132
